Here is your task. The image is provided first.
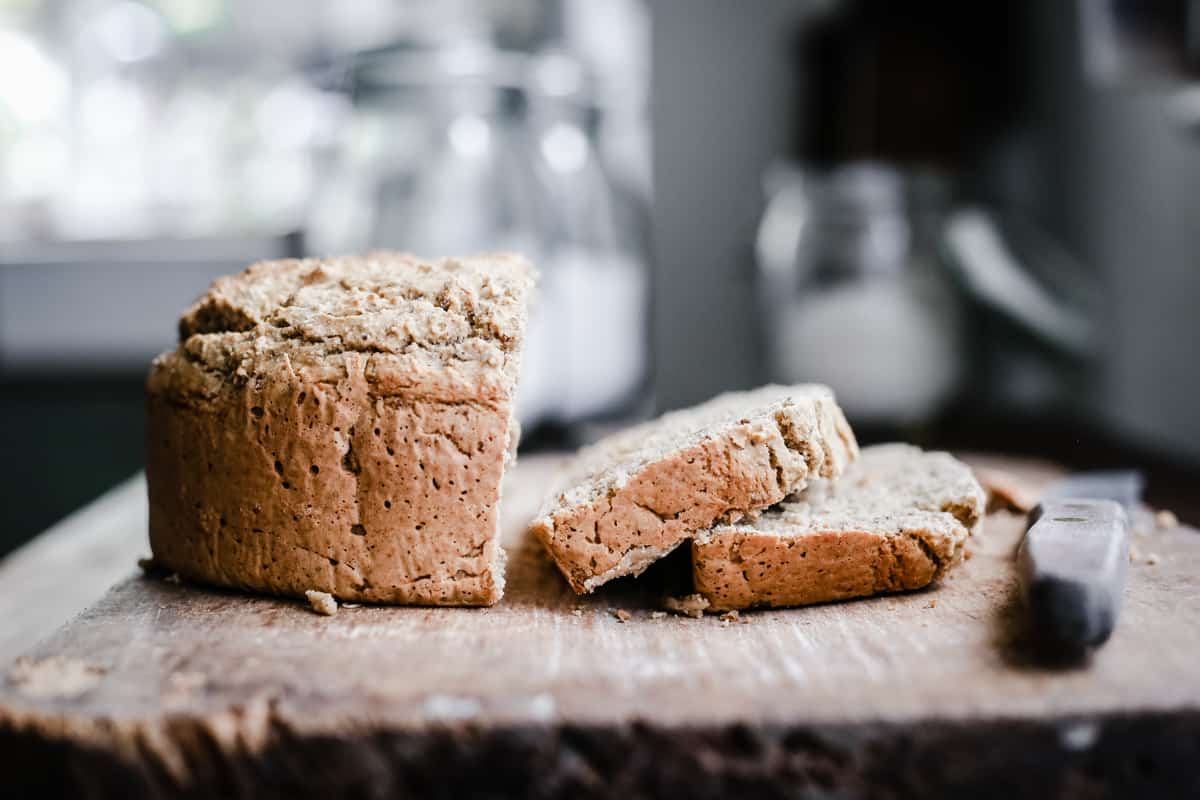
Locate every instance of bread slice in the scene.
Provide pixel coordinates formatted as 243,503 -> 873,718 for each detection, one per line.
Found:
530,385 -> 858,593
146,251 -> 535,605
692,443 -> 985,610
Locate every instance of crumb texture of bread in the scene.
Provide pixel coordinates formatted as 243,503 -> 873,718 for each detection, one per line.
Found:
692,443 -> 985,610
530,385 -> 858,594
146,252 -> 534,606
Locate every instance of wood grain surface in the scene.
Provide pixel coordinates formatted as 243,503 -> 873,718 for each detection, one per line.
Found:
2,454 -> 1199,799
0,474 -> 147,659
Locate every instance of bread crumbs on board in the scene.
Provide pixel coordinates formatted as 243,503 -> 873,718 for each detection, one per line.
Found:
663,594 -> 710,619
305,590 -> 338,616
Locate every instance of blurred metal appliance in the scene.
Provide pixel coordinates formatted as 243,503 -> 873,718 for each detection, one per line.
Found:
940,208 -> 1102,419
310,43 -> 649,430
1013,0 -> 1200,460
756,162 -> 964,425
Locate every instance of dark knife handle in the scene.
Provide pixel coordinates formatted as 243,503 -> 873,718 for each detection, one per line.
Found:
1018,498 -> 1130,660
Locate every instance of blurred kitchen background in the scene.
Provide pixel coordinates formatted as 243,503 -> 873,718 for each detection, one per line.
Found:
1,0 -> 1198,555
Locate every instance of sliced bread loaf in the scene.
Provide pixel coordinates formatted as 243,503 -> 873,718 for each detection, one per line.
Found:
147,251 -> 535,606
530,385 -> 858,593
692,443 -> 985,610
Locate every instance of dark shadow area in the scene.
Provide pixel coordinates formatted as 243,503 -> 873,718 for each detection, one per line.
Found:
990,574 -> 1101,672
0,375 -> 146,557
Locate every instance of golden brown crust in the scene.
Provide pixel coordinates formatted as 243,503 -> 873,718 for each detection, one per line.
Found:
530,386 -> 858,594
693,529 -> 940,610
146,252 -> 534,605
692,444 -> 985,610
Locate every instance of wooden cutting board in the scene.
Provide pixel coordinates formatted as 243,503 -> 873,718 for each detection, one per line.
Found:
1,454 -> 1198,799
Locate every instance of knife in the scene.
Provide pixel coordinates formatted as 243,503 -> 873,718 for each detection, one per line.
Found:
1017,471 -> 1140,661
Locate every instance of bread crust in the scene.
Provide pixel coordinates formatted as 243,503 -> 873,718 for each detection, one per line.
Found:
530,386 -> 858,593
692,444 -> 985,610
146,252 -> 533,605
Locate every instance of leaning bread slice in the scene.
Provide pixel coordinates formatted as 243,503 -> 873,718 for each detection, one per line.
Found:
692,444 -> 985,610
530,385 -> 858,594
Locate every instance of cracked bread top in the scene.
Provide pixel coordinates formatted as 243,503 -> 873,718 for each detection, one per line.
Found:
538,385 -> 854,521
148,252 -> 536,407
699,443 -> 985,560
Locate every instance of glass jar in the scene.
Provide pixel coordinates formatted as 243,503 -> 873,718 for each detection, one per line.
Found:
310,44 -> 650,431
756,162 -> 965,425
520,53 -> 649,423
309,45 -> 542,258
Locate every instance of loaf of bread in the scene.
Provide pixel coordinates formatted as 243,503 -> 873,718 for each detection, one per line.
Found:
146,252 -> 535,605
530,385 -> 858,593
692,443 -> 985,610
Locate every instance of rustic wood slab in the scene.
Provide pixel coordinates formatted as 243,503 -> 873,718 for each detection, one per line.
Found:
0,475 -> 147,659
2,454 -> 1199,798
